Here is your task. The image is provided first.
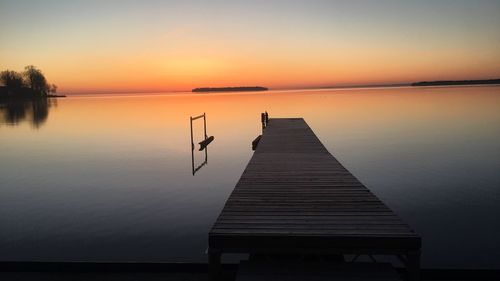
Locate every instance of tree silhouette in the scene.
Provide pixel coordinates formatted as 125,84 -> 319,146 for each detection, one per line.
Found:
1,65 -> 59,98
23,65 -> 48,95
0,70 -> 24,88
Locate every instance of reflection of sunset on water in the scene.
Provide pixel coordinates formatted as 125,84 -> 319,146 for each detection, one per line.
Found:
1,86 -> 500,268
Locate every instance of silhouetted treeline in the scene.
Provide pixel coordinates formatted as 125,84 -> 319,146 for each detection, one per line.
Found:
0,65 -> 58,98
192,86 -> 268,92
0,66 -> 60,127
412,79 -> 500,87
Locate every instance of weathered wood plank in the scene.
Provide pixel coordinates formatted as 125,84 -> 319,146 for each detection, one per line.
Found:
208,118 -> 420,280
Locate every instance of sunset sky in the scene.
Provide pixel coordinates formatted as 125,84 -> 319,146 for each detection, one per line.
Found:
1,0 -> 500,94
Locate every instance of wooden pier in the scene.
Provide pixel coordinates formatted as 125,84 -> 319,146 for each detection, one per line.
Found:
209,118 -> 421,280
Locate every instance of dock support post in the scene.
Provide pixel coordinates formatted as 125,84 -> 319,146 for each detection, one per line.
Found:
407,250 -> 421,281
208,249 -> 221,281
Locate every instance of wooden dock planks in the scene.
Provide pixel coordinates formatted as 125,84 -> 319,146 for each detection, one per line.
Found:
209,118 -> 421,280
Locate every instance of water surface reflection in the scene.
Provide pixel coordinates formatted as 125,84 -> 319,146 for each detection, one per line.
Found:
0,86 -> 499,268
0,97 -> 56,128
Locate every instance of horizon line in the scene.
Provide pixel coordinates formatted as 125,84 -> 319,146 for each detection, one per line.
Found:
64,83 -> 410,95
63,77 -> 500,95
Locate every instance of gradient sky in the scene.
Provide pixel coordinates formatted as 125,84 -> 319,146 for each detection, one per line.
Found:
1,0 -> 500,94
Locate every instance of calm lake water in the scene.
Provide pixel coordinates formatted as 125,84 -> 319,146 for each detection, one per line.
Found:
1,86 -> 499,269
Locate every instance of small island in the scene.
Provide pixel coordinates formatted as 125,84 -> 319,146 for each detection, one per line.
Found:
192,86 -> 268,93
0,65 -> 65,99
1,65 -> 65,127
412,78 -> 500,87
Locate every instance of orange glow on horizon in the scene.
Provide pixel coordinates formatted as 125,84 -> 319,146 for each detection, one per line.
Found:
28,39 -> 500,94
1,1 -> 500,94
38,49 -> 500,94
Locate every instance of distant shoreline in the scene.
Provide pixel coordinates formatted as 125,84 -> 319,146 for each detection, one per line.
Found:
0,86 -> 66,99
411,79 -> 500,87
40,81 -> 500,96
192,86 -> 268,93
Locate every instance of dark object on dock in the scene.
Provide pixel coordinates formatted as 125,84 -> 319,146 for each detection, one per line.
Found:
192,86 -> 268,93
199,136 -> 215,151
208,118 -> 421,281
411,78 -> 500,87
260,111 -> 269,132
251,135 -> 262,151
